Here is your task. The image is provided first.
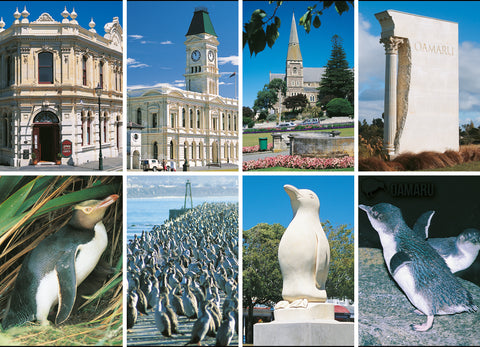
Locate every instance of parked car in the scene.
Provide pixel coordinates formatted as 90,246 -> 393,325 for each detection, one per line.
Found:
301,118 -> 319,125
277,122 -> 296,128
142,159 -> 161,171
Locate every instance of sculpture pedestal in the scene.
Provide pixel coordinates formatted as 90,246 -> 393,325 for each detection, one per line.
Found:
254,303 -> 354,346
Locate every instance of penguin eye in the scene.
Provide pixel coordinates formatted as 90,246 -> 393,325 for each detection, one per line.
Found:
83,207 -> 93,214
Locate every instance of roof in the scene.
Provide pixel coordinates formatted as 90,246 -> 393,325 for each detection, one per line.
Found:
286,12 -> 302,61
186,7 -> 217,37
304,67 -> 325,82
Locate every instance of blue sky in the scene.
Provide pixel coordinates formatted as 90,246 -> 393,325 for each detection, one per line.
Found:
243,175 -> 354,231
359,1 -> 480,126
0,1 -> 122,34
127,1 -> 238,99
243,1 -> 354,108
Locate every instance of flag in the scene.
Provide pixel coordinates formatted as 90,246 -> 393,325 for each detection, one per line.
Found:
229,72 -> 236,78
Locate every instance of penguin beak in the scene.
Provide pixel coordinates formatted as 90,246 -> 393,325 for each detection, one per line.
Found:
359,204 -> 371,213
97,194 -> 119,209
284,184 -> 299,200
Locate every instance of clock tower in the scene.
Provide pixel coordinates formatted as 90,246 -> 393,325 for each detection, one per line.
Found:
184,7 -> 220,95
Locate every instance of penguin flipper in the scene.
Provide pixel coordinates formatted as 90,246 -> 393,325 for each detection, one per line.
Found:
389,251 -> 412,276
413,211 -> 435,239
55,249 -> 78,325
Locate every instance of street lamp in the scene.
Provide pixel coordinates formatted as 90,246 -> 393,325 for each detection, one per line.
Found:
95,82 -> 103,170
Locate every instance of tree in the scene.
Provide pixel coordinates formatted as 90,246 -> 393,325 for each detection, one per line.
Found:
244,1 -> 354,56
282,94 -> 308,114
243,106 -> 256,128
243,223 -> 284,344
325,98 -> 353,117
253,86 -> 278,117
268,78 -> 287,96
323,221 -> 354,300
317,35 -> 354,106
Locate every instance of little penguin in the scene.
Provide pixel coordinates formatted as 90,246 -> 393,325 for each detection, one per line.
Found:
278,184 -> 330,302
1,194 -> 119,330
359,203 -> 478,332
412,212 -> 480,273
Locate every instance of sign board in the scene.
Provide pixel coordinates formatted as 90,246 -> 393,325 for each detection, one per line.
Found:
61,140 -> 72,157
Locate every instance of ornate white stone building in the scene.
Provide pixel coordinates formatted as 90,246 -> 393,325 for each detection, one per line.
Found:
127,7 -> 238,169
0,6 -> 122,167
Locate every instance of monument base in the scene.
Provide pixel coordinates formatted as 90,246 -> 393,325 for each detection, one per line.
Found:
253,320 -> 354,346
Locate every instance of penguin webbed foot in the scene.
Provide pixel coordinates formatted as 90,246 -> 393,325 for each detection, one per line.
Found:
410,315 -> 434,332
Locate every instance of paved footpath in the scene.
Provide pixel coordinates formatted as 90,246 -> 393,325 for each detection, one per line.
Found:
0,157 -> 123,171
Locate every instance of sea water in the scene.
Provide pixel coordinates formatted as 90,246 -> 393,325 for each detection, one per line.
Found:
127,196 -> 238,241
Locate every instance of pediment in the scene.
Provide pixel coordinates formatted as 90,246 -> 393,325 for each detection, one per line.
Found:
33,13 -> 58,23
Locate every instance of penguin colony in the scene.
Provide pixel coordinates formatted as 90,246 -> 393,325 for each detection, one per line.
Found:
1,194 -> 119,330
360,203 -> 478,332
127,202 -> 238,346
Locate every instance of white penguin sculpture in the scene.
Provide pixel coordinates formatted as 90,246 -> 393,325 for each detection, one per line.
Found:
278,184 -> 330,302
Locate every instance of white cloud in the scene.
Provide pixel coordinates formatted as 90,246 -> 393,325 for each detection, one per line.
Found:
129,34 -> 143,40
128,81 -> 185,90
127,58 -> 149,68
218,56 -> 239,66
161,40 -> 173,45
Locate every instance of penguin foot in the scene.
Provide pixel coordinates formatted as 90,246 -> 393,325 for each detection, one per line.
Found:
411,315 -> 434,332
413,309 -> 425,316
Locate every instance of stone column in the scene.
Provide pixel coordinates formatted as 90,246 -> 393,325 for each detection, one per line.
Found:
380,36 -> 403,157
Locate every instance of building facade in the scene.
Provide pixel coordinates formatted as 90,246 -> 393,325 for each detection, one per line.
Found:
127,7 -> 238,169
270,13 -> 325,114
0,6 -> 122,167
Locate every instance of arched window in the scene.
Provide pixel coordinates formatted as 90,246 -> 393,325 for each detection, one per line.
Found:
99,61 -> 104,88
82,56 -> 87,86
293,67 -> 297,75
171,113 -> 175,127
136,108 -> 141,125
184,141 -> 188,160
7,56 -> 12,86
152,113 -> 157,128
81,112 -> 85,146
87,114 -> 91,145
196,110 -> 200,129
153,141 -> 158,159
189,109 -> 193,128
182,108 -> 186,127
38,52 -> 53,84
233,115 -> 237,131
104,115 -> 107,142
170,140 -> 174,159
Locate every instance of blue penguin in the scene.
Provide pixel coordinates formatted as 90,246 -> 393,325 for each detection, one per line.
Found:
1,194 -> 119,329
278,184 -> 330,302
413,212 -> 480,273
359,203 -> 478,331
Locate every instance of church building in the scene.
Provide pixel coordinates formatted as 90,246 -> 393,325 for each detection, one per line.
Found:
127,7 -> 238,170
269,13 -> 325,114
0,6 -> 123,167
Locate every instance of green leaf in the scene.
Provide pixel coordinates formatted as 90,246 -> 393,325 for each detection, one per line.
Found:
313,15 -> 321,28
0,177 -> 38,222
251,9 -> 267,24
274,16 -> 281,29
335,1 -> 350,14
0,176 -> 27,203
252,28 -> 266,55
265,23 -> 279,48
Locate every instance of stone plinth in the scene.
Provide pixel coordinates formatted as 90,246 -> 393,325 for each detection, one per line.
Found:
254,320 -> 354,346
254,303 -> 353,346
376,10 -> 459,156
288,133 -> 354,158
272,133 -> 288,152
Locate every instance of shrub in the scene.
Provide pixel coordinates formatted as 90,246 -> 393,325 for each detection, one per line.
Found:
325,98 -> 353,117
243,155 -> 354,171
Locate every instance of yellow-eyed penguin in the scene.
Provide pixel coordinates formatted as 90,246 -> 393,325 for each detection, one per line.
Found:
359,203 -> 478,331
278,184 -> 330,302
1,194 -> 119,330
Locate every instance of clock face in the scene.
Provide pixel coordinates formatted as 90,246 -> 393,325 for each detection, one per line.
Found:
208,50 -> 215,62
191,50 -> 201,62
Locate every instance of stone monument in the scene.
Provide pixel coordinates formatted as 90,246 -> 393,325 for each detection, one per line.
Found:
376,10 -> 459,158
253,184 -> 354,346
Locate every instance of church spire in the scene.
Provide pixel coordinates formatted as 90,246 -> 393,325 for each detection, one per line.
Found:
287,12 -> 302,61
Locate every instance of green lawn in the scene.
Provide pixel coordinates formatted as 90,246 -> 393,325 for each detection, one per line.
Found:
243,127 -> 354,147
249,167 -> 354,172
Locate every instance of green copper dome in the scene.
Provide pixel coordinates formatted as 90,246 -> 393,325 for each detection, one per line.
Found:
186,7 -> 217,37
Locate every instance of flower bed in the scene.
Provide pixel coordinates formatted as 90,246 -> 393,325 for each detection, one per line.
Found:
242,155 -> 354,171
243,122 -> 354,134
243,143 -> 274,153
